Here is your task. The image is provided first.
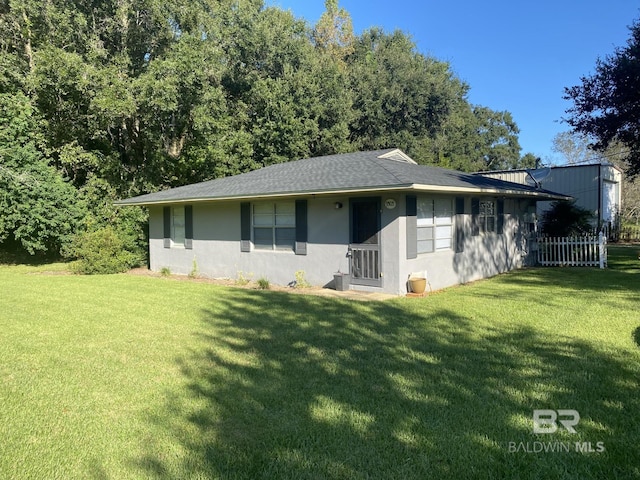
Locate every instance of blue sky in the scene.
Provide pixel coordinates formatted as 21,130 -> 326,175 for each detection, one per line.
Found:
266,0 -> 639,164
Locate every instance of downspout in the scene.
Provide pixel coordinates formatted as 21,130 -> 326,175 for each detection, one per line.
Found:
597,165 -> 602,227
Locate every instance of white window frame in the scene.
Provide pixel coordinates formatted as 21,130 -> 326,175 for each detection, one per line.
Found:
252,202 -> 296,251
171,206 -> 185,247
479,200 -> 497,234
417,197 -> 453,254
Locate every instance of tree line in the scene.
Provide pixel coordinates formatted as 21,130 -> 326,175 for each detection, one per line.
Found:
0,0 -> 540,260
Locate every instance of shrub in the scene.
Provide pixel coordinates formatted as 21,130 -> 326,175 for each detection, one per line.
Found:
70,227 -> 137,274
294,270 -> 311,289
236,271 -> 252,286
77,176 -> 149,267
160,267 -> 171,277
188,257 -> 199,279
257,277 -> 270,290
540,201 -> 594,237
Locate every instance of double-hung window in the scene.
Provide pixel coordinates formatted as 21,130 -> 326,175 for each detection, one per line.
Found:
253,202 -> 296,251
472,198 -> 504,236
171,206 -> 185,246
479,200 -> 496,233
163,205 -> 192,249
417,197 -> 453,253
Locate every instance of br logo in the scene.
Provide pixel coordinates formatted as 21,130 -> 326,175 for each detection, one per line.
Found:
533,409 -> 580,434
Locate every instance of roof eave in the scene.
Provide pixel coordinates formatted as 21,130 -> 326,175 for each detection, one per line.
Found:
411,184 -> 571,200
115,183 -> 570,206
114,185 -> 413,206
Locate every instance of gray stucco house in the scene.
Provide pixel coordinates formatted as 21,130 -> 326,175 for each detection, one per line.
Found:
117,149 -> 567,295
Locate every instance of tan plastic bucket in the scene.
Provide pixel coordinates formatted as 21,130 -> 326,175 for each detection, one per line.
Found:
409,277 -> 427,294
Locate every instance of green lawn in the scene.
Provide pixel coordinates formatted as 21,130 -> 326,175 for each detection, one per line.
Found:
1,247 -> 639,479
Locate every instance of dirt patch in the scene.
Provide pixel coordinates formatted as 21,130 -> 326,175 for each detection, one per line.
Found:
125,268 -> 396,301
129,267 -> 308,291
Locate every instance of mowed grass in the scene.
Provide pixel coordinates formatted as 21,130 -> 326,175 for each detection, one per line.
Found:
1,247 -> 639,479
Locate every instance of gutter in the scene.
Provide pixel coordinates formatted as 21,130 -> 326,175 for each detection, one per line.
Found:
114,185 -> 411,206
115,183 -> 570,207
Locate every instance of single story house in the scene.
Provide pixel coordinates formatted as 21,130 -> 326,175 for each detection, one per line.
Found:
116,149 -> 568,295
477,163 -> 623,230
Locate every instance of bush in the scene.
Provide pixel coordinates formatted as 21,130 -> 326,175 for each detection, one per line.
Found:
257,277 -> 270,290
294,270 -> 311,289
70,227 -> 138,274
79,176 -> 149,266
540,201 -> 594,237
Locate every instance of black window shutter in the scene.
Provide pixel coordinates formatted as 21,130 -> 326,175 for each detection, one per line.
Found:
295,199 -> 308,255
184,205 -> 193,249
240,202 -> 251,252
406,195 -> 417,259
497,199 -> 505,234
471,198 -> 480,236
455,197 -> 465,253
163,206 -> 171,248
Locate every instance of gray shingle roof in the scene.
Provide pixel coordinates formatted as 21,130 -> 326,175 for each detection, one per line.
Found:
116,149 -> 569,205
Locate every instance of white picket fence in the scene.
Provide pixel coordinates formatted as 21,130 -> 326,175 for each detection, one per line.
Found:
537,233 -> 607,269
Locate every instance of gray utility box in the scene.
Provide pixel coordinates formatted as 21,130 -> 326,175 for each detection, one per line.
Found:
333,273 -> 350,291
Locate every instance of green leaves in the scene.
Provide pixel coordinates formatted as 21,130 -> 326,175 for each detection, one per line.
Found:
69,226 -> 138,274
540,201 -> 595,237
0,0 -> 533,258
0,93 -> 86,255
565,18 -> 640,175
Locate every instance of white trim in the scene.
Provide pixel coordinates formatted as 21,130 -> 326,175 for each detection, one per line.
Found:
170,206 -> 185,247
117,186 -> 411,206
377,149 -> 417,164
117,184 -> 569,206
410,184 -> 569,198
252,201 -> 296,251
477,199 -> 497,234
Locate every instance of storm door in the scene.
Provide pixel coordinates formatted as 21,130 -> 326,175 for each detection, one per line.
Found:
349,198 -> 382,287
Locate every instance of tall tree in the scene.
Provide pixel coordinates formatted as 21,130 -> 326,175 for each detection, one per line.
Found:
564,18 -> 640,175
428,102 -> 524,172
0,92 -> 85,255
551,131 -> 601,165
0,0 -> 534,257
519,152 -> 540,169
226,6 -> 352,166
469,106 -> 522,170
312,0 -> 354,66
347,29 -> 467,164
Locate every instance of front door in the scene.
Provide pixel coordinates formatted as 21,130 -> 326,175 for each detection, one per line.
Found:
349,198 -> 382,287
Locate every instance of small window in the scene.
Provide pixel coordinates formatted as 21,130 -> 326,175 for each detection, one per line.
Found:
479,200 -> 496,233
171,206 -> 185,246
417,197 -> 453,253
253,202 -> 295,251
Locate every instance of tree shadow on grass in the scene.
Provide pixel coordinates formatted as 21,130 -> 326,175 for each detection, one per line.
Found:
459,245 -> 640,311
634,327 -> 640,349
134,290 -> 640,479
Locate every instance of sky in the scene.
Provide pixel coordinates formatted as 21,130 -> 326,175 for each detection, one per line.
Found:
265,0 -> 639,164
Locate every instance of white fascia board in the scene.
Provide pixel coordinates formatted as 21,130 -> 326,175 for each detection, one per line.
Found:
115,183 -> 570,206
410,184 -> 571,200
114,185 -> 412,206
